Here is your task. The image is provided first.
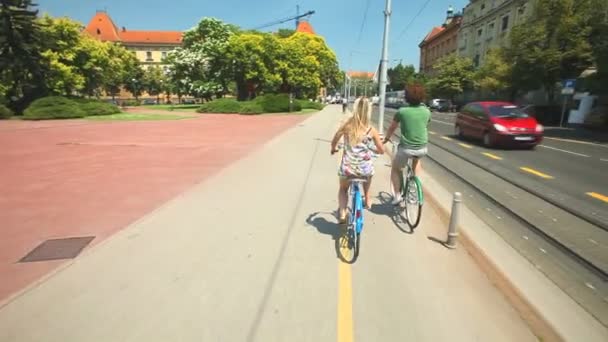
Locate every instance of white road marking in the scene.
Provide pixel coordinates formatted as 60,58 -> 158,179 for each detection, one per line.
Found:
523,236 -> 529,240
431,119 -> 453,126
539,248 -> 547,254
496,216 -> 502,220
585,283 -> 596,291
601,159 -> 608,162
588,239 -> 598,245
539,144 -> 590,157
544,136 -> 608,148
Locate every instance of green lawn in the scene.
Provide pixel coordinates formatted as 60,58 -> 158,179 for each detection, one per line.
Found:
87,113 -> 195,121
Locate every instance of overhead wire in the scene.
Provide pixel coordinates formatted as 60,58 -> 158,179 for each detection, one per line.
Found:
395,0 -> 433,40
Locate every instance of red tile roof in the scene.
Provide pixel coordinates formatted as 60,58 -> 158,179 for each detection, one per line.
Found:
296,21 -> 315,35
120,31 -> 183,44
421,26 -> 444,45
85,11 -> 183,45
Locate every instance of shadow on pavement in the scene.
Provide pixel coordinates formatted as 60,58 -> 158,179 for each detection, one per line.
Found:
305,212 -> 360,264
305,212 -> 341,259
370,191 -> 414,235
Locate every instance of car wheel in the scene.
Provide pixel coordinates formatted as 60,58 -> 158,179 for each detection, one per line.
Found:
455,125 -> 463,138
483,132 -> 493,147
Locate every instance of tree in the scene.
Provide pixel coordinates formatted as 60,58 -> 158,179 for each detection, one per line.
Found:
226,32 -> 281,100
387,63 -> 416,91
0,0 -> 46,111
104,43 -> 139,100
427,55 -> 475,101
506,0 -> 594,102
474,49 -> 512,98
123,66 -> 145,101
276,28 -> 295,38
143,66 -> 165,103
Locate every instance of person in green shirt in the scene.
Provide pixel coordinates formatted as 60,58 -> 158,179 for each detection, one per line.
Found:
382,83 -> 431,204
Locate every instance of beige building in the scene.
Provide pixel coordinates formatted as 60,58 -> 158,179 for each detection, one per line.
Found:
419,6 -> 463,75
85,11 -> 182,71
458,0 -> 534,67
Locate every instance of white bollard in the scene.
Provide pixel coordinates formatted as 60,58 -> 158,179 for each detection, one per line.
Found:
446,192 -> 462,249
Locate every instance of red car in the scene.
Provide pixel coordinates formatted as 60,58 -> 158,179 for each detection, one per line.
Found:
455,101 -> 544,148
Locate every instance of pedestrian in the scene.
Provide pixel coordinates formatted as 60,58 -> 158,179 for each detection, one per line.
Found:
382,83 -> 431,204
342,97 -> 348,113
331,97 -> 385,223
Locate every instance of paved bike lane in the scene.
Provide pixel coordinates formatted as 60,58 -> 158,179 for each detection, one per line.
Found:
0,105 -> 535,341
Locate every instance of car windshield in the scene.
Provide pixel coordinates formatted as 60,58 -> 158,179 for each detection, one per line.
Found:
489,105 -> 529,118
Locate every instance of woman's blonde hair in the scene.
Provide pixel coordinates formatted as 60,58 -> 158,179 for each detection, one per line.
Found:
342,97 -> 372,144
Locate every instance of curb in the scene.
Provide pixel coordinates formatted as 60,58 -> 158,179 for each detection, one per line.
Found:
422,168 -> 608,342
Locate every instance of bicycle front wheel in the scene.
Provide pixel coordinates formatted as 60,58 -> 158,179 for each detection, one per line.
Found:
405,176 -> 423,229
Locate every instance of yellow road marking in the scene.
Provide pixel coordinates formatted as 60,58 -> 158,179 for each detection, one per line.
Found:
338,261 -> 354,342
459,143 -> 473,149
441,136 -> 453,141
587,192 -> 608,204
482,152 -> 502,160
520,167 -> 554,179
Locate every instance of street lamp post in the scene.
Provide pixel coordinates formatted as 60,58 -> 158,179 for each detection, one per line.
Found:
378,0 -> 392,133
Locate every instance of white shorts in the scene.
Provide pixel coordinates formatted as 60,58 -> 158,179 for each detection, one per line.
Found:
393,145 -> 427,169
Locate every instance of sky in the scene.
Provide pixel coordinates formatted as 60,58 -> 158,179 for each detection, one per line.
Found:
37,0 -> 469,73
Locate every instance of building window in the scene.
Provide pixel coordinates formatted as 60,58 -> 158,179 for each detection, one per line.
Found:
146,51 -> 153,61
502,15 -> 510,31
478,29 -> 483,36
474,54 -> 480,67
481,3 -> 485,11
161,51 -> 167,60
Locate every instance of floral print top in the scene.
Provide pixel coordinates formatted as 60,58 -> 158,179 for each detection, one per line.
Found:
339,127 -> 375,178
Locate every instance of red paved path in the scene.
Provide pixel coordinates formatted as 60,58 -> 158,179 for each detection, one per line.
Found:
0,113 -> 307,303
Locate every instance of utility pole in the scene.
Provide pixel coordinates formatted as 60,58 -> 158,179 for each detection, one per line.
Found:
378,0 -> 392,133
295,5 -> 300,29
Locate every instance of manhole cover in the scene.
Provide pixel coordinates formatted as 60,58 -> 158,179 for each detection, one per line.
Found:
19,236 -> 95,263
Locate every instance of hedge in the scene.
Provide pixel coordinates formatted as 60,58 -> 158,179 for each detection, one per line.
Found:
75,99 -> 121,116
24,97 -> 86,120
0,105 -> 13,119
255,94 -> 301,113
297,99 -> 324,110
197,94 -> 318,115
197,98 -> 242,113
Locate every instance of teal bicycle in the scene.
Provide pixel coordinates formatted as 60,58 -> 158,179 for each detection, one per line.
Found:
391,143 -> 424,230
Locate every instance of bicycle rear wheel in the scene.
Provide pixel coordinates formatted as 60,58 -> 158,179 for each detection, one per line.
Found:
405,176 -> 423,229
338,187 -> 360,263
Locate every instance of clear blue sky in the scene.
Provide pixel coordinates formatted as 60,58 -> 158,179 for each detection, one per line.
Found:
37,0 -> 468,73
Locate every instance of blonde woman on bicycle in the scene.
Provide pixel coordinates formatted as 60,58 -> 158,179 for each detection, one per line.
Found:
331,97 -> 385,223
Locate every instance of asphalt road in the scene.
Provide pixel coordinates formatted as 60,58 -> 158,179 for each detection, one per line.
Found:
372,106 -> 608,327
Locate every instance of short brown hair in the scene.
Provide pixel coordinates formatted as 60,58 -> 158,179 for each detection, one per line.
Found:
405,83 -> 426,105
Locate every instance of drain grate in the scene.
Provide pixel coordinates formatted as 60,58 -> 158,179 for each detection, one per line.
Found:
19,236 -> 95,263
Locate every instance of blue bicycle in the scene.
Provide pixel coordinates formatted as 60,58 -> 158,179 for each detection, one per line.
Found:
338,177 -> 366,263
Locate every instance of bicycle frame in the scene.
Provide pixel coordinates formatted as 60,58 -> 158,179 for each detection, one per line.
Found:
349,180 -> 364,234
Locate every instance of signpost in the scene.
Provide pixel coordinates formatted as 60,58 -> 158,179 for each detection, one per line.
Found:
560,79 -> 576,127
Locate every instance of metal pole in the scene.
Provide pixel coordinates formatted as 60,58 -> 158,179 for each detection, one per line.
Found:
343,71 -> 347,99
446,192 -> 462,249
378,0 -> 392,133
354,80 -> 357,99
560,95 -> 567,127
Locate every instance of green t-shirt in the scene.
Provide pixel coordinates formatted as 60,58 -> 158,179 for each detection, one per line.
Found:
394,105 -> 431,148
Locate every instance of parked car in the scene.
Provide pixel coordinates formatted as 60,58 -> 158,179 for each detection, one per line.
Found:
142,99 -> 157,105
429,98 -> 450,112
455,101 -> 544,148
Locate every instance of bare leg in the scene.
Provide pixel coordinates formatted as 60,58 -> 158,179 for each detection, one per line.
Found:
391,164 -> 402,199
338,178 -> 349,222
363,177 -> 373,209
412,158 -> 421,175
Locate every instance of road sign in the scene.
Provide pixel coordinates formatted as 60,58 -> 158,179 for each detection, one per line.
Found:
561,79 -> 576,95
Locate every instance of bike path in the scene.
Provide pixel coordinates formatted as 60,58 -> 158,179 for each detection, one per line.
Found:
0,105 -> 534,341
